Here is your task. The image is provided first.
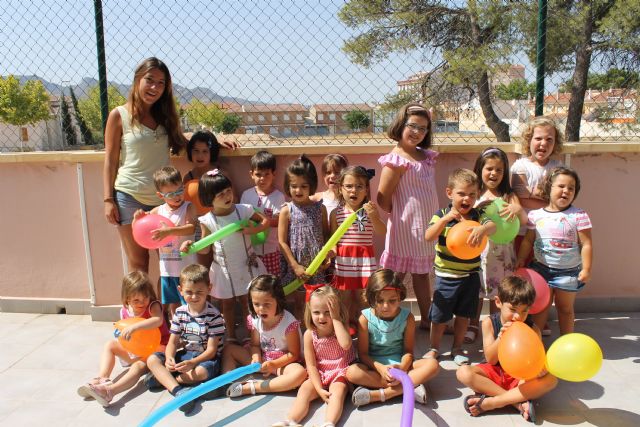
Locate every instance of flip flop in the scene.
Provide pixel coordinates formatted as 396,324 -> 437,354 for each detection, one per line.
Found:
464,325 -> 479,344
519,400 -> 536,423
451,348 -> 470,365
463,394 -> 487,416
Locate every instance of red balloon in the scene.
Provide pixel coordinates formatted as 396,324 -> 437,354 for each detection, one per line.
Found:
184,179 -> 209,215
515,268 -> 550,315
498,321 -> 546,380
114,317 -> 161,359
446,220 -> 488,260
132,214 -> 176,249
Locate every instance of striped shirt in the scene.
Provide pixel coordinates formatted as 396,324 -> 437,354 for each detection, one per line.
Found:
335,205 -> 373,246
170,302 -> 225,356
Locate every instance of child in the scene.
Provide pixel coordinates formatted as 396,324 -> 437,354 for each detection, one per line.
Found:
516,167 -> 592,335
424,169 -> 496,365
146,264 -> 225,413
224,274 -> 307,397
133,166 -> 197,315
181,170 -> 269,342
77,271 -> 169,407
274,286 -> 355,427
330,166 -> 386,331
311,153 -> 349,220
465,148 -> 528,343
456,275 -> 558,422
347,269 -> 439,407
241,150 -> 286,276
183,130 -> 222,183
377,103 -> 439,330
279,155 -> 329,319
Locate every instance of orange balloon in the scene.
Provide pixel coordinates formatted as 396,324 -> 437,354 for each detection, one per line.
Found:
498,321 -> 546,380
446,220 -> 488,260
184,179 -> 209,215
114,317 -> 161,359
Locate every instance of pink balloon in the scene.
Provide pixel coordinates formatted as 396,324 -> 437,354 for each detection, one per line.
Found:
133,214 -> 176,249
515,268 -> 550,315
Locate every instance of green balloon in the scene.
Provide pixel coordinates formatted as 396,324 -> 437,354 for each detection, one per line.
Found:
483,198 -> 519,244
250,221 -> 270,245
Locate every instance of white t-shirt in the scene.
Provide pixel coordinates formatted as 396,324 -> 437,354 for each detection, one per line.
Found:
157,201 -> 195,277
240,187 -> 285,255
527,206 -> 592,269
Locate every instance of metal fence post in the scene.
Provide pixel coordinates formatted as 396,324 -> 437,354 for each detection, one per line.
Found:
535,0 -> 548,117
93,0 -> 109,134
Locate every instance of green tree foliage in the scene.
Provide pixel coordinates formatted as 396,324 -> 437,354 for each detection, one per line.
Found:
60,92 -> 78,146
559,69 -> 640,92
69,87 -> 93,144
339,0 -> 522,141
185,100 -> 226,130
344,109 -> 371,131
495,79 -> 536,100
218,114 -> 241,133
77,85 -> 126,138
0,75 -> 50,126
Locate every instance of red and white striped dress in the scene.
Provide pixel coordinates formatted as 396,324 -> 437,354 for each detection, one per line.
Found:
312,330 -> 356,387
334,205 -> 377,290
378,149 -> 438,274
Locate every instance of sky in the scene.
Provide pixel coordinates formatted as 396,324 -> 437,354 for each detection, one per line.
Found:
0,0 -> 551,105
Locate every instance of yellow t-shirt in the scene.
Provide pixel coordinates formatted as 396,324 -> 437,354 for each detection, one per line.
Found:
113,105 -> 169,206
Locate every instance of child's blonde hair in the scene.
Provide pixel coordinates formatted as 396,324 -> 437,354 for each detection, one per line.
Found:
521,116 -> 564,157
321,154 -> 348,175
447,168 -> 479,190
179,264 -> 210,287
365,269 -> 407,308
304,285 -> 348,330
121,271 -> 157,307
153,166 -> 182,191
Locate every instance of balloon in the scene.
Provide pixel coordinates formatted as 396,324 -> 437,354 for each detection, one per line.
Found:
184,179 -> 209,215
250,220 -> 270,246
138,363 -> 260,427
498,321 -> 546,380
132,214 -> 177,249
546,333 -> 603,382
181,219 -> 248,256
283,208 -> 361,295
113,317 -> 161,359
446,220 -> 488,260
389,368 -> 415,427
514,268 -> 550,315
482,198 -> 519,244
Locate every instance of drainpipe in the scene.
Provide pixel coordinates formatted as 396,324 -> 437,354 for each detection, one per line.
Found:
77,163 -> 96,304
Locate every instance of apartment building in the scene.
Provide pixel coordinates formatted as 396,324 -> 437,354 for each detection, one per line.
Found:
223,103 -> 307,136
308,103 -> 373,134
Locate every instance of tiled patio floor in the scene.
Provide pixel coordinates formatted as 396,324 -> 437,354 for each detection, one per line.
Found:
1,311 -> 638,426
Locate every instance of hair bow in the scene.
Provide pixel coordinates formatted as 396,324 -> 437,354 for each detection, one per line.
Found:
206,168 -> 220,176
366,168 -> 376,179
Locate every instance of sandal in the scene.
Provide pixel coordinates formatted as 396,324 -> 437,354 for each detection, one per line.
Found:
226,380 -> 256,397
451,347 -> 470,366
463,394 -> 487,416
77,377 -> 111,399
271,421 -> 302,427
84,383 -> 113,407
422,348 -> 440,360
352,386 -> 372,407
464,325 -> 479,344
414,384 -> 428,404
518,400 -> 536,423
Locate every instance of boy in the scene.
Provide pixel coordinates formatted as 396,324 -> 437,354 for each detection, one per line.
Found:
424,168 -> 496,365
133,166 -> 197,316
456,275 -> 557,422
146,264 -> 226,413
240,150 -> 285,276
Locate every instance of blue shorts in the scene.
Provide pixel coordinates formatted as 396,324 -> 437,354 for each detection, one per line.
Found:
530,261 -> 584,293
152,350 -> 220,381
114,190 -> 157,225
161,276 -> 185,305
429,273 -> 480,323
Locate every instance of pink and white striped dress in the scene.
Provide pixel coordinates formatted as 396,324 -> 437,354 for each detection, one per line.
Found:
378,149 -> 438,274
311,330 -> 356,387
334,205 -> 377,290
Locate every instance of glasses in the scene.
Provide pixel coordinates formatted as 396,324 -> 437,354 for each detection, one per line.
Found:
342,184 -> 366,192
160,187 -> 184,199
405,122 -> 428,134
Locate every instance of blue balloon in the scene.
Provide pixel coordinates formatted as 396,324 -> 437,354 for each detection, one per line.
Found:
138,363 -> 261,427
389,368 -> 415,427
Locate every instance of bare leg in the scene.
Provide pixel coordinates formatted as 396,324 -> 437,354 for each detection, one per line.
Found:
554,290 -> 577,335
242,363 -> 307,394
221,298 -> 236,340
325,381 -> 348,424
411,273 -> 431,328
427,322 -> 447,357
287,379 -> 318,423
452,316 -> 470,350
176,365 -> 210,384
108,360 -> 148,396
147,354 -> 180,392
532,289 -> 554,333
98,340 -> 135,379
222,343 -> 251,373
117,224 -> 149,273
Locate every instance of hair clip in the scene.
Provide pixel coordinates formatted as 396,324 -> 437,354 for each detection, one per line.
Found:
206,168 -> 220,176
407,105 -> 427,112
482,148 -> 502,157
382,286 -> 398,291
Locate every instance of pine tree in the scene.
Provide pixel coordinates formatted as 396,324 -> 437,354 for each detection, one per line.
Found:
69,87 -> 93,144
60,91 -> 78,146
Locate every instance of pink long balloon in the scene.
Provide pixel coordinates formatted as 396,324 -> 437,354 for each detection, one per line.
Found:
389,368 -> 414,427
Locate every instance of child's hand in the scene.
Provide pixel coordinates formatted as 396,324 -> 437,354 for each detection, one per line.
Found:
165,356 -> 176,371
293,263 -> 309,280
151,223 -> 173,241
174,359 -> 196,373
318,388 -> 331,403
578,269 -> 591,283
260,361 -> 276,376
467,226 -> 487,247
498,315 -> 521,338
180,240 -> 193,253
499,203 -> 523,222
475,199 -> 493,211
241,221 -> 257,235
444,208 -> 462,223
120,324 -> 138,341
327,294 -> 341,320
363,202 -> 380,219
132,209 -> 147,222
378,365 -> 399,387
515,258 -> 526,269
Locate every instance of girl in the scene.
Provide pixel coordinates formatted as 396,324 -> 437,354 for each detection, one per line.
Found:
466,147 -> 528,343
311,153 -> 349,220
224,275 -> 307,397
77,271 -> 169,407
183,130 -> 222,183
279,155 -> 329,319
511,116 -> 564,335
273,286 -> 355,427
347,269 -> 439,407
377,103 -> 439,330
330,166 -> 386,331
181,170 -> 269,342
103,58 -> 186,273
516,167 -> 593,336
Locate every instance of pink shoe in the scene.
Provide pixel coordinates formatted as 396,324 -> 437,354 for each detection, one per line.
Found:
77,377 -> 111,399
85,383 -> 113,407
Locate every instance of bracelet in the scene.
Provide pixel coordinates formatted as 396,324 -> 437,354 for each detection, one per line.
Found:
104,197 -> 114,202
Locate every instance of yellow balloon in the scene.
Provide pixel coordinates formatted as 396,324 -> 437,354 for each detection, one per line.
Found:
546,333 -> 603,382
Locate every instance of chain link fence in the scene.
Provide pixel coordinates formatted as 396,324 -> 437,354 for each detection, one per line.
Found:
1,1 -> 639,152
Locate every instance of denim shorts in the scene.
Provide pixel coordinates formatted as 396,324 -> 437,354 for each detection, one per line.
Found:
114,190 -> 157,225
153,350 -> 220,381
530,261 -> 585,293
161,276 -> 186,305
429,273 -> 480,323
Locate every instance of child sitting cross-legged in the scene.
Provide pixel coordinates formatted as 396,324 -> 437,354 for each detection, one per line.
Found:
456,275 -> 557,422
